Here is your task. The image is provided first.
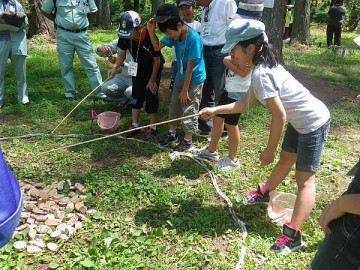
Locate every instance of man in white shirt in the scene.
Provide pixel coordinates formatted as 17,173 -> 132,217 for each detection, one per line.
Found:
196,0 -> 237,134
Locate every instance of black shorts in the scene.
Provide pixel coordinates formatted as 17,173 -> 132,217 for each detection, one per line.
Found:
131,66 -> 162,114
215,91 -> 242,126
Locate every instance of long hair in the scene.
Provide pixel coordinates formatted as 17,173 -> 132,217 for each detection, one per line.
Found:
238,33 -> 279,68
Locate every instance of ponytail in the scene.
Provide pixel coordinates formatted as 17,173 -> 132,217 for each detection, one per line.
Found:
238,33 -> 279,68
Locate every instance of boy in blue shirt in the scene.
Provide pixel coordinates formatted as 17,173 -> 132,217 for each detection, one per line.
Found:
147,4 -> 206,151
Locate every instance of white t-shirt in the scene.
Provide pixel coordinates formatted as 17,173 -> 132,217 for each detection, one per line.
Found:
251,64 -> 330,134
200,0 -> 237,46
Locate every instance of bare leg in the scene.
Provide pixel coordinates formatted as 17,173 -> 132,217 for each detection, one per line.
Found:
290,171 -> 316,229
225,123 -> 240,162
131,108 -> 140,124
207,116 -> 224,152
264,150 -> 297,191
149,113 -> 157,125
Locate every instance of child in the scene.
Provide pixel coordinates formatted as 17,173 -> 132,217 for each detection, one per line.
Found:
200,19 -> 331,254
198,0 -> 264,171
108,11 -> 164,141
169,0 -> 201,91
147,4 -> 205,151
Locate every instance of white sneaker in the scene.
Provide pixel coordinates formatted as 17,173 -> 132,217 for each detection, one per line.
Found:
197,147 -> 220,161
215,157 -> 240,171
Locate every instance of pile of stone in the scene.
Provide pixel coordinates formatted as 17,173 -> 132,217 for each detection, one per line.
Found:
12,180 -> 96,253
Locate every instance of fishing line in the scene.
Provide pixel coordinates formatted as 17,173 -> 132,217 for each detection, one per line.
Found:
51,77 -> 111,134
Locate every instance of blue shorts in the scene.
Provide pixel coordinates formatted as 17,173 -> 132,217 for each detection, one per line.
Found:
281,119 -> 330,172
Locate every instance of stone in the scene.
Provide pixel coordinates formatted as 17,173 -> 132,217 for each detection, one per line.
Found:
48,188 -> 57,197
13,241 -> 27,251
47,242 -> 58,251
34,183 -> 45,189
45,218 -> 61,226
50,230 -> 61,239
35,234 -> 46,239
24,203 -> 36,211
15,223 -> 29,231
27,217 -> 35,224
35,225 -> 51,234
32,208 -> 45,215
52,194 -> 64,201
60,234 -> 69,240
27,245 -> 43,253
29,239 -> 45,248
67,215 -> 78,226
74,221 -> 82,230
20,212 -> 31,219
68,191 -> 76,197
74,183 -> 86,194
56,223 -> 67,232
34,215 -> 47,222
29,188 -> 40,198
65,225 -> 75,235
76,213 -> 86,221
28,229 -> 36,240
66,202 -> 74,211
46,213 -> 55,220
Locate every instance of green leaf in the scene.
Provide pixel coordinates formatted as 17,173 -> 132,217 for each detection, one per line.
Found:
80,259 -> 95,268
48,261 -> 60,269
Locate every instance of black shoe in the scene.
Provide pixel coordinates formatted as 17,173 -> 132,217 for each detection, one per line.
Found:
245,184 -> 270,204
269,224 -> 302,255
102,97 -> 112,102
23,101 -> 30,106
158,132 -> 178,147
143,127 -> 157,141
198,118 -> 212,134
125,124 -> 141,138
173,139 -> 192,152
65,96 -> 76,101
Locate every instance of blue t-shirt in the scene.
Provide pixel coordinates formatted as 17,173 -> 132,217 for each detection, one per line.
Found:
161,28 -> 205,84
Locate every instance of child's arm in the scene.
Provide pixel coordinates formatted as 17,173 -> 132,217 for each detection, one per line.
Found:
108,49 -> 126,78
179,59 -> 195,106
260,96 -> 286,165
147,18 -> 165,51
199,88 -> 257,117
223,56 -> 251,77
146,56 -> 160,95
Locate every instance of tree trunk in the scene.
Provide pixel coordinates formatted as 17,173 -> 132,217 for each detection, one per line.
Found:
27,0 -> 55,38
95,0 -> 111,29
291,0 -> 311,44
262,0 -> 286,63
151,0 -> 164,16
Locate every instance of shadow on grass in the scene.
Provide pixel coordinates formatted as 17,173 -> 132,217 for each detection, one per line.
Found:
154,157 -> 206,180
135,199 -> 279,238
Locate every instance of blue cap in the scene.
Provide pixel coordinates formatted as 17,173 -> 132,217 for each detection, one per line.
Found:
118,11 -> 142,38
221,19 -> 265,54
0,148 -> 23,248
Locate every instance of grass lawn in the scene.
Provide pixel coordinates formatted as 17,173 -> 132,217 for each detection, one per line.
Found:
0,26 -> 359,269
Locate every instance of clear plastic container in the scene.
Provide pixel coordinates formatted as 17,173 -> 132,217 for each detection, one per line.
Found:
267,191 -> 297,226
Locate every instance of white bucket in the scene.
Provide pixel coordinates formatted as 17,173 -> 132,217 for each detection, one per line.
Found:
97,111 -> 120,132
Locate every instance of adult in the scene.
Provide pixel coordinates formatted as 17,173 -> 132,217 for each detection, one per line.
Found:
196,0 -> 237,134
41,0 -> 109,101
326,0 -> 346,47
95,40 -> 132,108
0,0 -> 29,109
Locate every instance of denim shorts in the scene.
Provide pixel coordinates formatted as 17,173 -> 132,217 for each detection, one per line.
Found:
282,119 -> 330,172
311,215 -> 360,270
